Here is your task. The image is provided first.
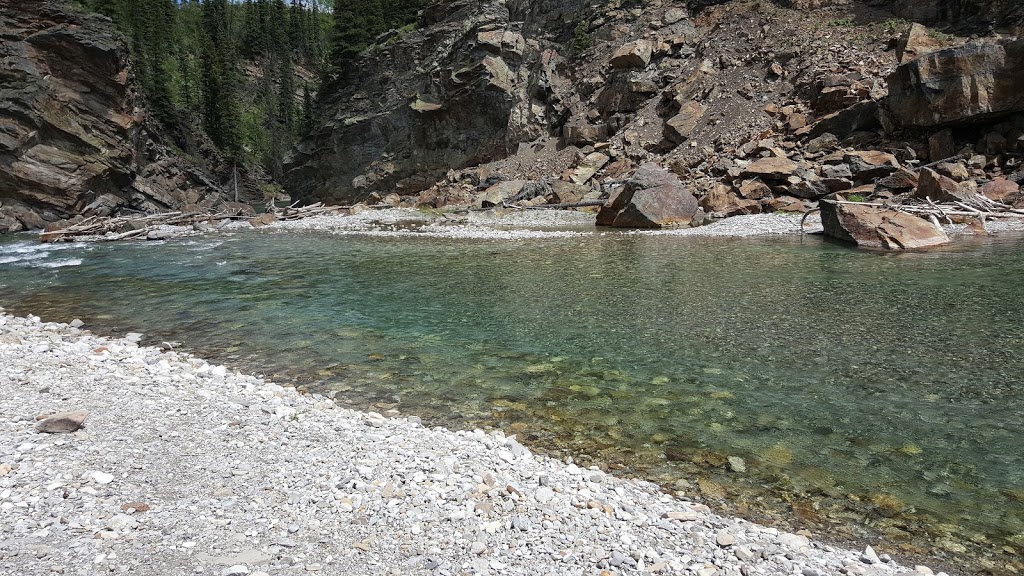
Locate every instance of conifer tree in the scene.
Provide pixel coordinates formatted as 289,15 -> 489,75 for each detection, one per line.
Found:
201,0 -> 241,151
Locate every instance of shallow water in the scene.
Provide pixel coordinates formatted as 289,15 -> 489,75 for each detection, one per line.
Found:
1,229 -> 1022,573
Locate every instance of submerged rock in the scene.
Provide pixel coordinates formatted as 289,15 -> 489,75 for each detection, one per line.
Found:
819,199 -> 950,250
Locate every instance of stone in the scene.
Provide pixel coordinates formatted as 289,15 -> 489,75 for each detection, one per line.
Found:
727,456 -> 746,473
120,502 -> 151,513
716,531 -> 737,547
662,510 -> 698,521
844,151 -> 900,182
739,157 -> 797,180
610,41 -> 653,69
813,86 -> 851,115
90,471 -> 115,485
928,129 -> 956,161
535,486 -> 555,503
896,23 -> 944,64
597,163 -> 698,228
548,181 -> 589,205
36,410 -> 89,433
878,169 -> 919,190
249,213 -> 278,227
223,566 -> 249,576
862,546 -> 881,564
935,162 -> 970,182
810,101 -> 881,139
664,101 -> 707,143
571,153 -> 611,185
916,168 -> 975,203
69,319 -> 85,328
699,184 -> 762,216
470,542 -> 487,555
887,37 -> 1024,127
981,178 -> 1019,201
819,199 -> 950,250
737,180 -> 772,200
475,180 -> 526,208
767,196 -> 811,213
805,132 -> 839,154
663,7 -> 687,25
562,120 -> 608,147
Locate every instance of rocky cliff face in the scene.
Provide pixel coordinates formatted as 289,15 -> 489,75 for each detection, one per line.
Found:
285,0 -> 1024,209
284,0 -> 586,204
0,1 -> 230,234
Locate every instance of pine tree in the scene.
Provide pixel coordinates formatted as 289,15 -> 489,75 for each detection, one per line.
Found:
331,0 -> 384,67
201,0 -> 240,151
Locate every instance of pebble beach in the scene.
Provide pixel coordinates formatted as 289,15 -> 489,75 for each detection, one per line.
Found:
0,310 -> 948,576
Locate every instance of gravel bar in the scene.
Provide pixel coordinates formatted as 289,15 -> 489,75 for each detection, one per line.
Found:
1,311 -> 946,576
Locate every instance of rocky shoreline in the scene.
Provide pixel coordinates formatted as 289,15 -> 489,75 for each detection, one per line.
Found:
0,310 -> 953,576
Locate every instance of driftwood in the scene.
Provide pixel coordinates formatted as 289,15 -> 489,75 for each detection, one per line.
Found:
40,203 -> 345,243
522,200 -> 606,210
830,199 -> 1024,219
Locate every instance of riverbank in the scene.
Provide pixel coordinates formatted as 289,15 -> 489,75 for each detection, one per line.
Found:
0,310 -> 945,576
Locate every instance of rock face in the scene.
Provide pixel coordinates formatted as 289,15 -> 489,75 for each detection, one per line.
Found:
283,0 -> 574,205
887,37 -> 1024,127
596,163 -> 697,228
819,200 -> 950,250
0,1 -> 228,233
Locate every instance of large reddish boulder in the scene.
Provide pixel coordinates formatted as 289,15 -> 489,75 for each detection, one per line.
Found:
819,199 -> 949,250
887,37 -> 1024,127
596,164 -> 698,228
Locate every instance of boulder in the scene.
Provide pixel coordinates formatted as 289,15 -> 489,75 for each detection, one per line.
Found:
844,151 -> 900,183
562,119 -> 608,147
767,195 -> 811,213
819,200 -> 950,250
928,129 -> 956,161
981,178 -> 1019,202
935,162 -> 970,182
548,181 -> 589,204
610,41 -> 654,69
570,153 -> 611,185
475,180 -> 526,208
878,168 -> 919,190
739,157 -> 798,180
250,213 -> 278,227
916,167 -> 975,203
664,101 -> 707,143
736,179 -> 772,200
699,184 -> 761,217
887,37 -> 1024,127
596,163 -> 698,228
896,23 -> 944,64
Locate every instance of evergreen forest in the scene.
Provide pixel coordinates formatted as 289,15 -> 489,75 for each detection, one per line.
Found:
79,0 -> 423,181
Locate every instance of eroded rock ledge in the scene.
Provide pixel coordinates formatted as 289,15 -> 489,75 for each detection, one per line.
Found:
0,1 -> 230,234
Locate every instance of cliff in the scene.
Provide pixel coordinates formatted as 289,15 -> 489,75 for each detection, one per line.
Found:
283,0 -> 1024,208
0,1 -> 233,234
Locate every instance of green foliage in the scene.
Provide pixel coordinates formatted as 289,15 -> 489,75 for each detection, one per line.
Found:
80,0 -> 333,177
570,21 -> 592,56
330,0 -> 422,71
847,194 -> 867,203
829,16 -> 857,28
927,28 -> 957,42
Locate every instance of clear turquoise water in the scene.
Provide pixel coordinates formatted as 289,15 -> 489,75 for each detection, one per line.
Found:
1,229 -> 1022,572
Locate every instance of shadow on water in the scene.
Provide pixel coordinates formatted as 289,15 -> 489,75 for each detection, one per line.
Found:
1,229 -> 1022,575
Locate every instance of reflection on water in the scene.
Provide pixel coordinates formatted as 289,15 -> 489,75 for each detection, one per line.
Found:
1,229 -> 1022,574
